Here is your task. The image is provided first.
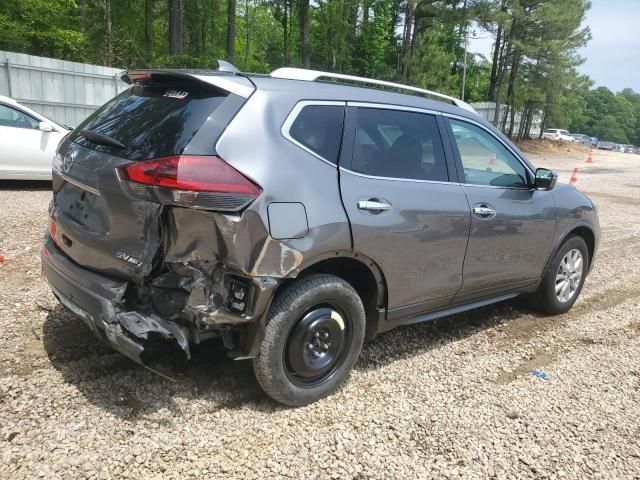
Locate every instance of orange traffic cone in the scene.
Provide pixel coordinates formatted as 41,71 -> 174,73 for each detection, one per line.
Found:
586,149 -> 593,164
569,167 -> 579,185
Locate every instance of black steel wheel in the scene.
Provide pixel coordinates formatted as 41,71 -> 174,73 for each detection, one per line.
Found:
253,274 -> 366,406
284,305 -> 350,387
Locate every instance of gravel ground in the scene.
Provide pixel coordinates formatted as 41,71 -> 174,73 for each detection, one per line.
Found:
1,144 -> 639,479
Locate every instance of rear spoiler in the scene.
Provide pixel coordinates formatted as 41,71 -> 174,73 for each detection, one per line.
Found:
121,63 -> 255,98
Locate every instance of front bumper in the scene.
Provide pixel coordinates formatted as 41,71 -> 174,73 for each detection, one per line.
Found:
41,237 -> 190,364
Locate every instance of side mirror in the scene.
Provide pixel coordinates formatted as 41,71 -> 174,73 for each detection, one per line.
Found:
39,121 -> 53,132
534,168 -> 557,191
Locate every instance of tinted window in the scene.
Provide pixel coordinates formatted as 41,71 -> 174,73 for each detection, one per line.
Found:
351,108 -> 448,181
0,104 -> 39,130
449,119 -> 529,188
289,105 -> 344,164
70,84 -> 229,160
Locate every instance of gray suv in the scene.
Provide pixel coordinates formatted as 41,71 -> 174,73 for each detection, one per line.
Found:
42,64 -> 600,405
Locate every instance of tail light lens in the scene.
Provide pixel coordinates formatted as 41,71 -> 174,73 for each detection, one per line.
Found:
118,155 -> 262,211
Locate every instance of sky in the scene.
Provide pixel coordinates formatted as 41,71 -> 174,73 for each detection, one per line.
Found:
469,0 -> 640,93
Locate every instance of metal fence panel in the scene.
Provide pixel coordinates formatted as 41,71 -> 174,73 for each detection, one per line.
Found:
471,101 -> 543,137
0,51 -> 546,138
0,50 -> 128,128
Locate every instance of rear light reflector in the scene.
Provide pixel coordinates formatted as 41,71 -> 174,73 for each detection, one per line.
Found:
118,155 -> 262,212
49,220 -> 59,247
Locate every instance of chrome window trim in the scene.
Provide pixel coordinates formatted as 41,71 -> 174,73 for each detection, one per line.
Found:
344,102 -> 454,183
347,101 -> 441,116
460,183 -> 535,191
339,167 -> 458,186
55,169 -> 101,196
442,112 -> 536,178
281,100 -> 346,167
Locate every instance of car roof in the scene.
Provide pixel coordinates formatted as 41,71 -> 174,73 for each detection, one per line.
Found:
126,69 -> 478,120
247,74 -> 473,116
124,68 -> 533,169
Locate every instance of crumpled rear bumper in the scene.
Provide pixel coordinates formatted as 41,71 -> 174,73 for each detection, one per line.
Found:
41,237 -> 190,364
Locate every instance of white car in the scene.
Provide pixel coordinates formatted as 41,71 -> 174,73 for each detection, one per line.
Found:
542,128 -> 576,142
0,95 -> 70,180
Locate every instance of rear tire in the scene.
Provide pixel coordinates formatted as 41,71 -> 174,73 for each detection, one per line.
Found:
531,235 -> 589,314
253,274 -> 365,406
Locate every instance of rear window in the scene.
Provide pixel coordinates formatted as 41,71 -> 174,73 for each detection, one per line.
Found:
289,105 -> 344,164
70,83 -> 230,160
351,108 -> 448,181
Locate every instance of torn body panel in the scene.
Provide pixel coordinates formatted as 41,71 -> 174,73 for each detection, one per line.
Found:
42,237 -> 190,365
140,207 -> 295,329
45,183 -> 317,362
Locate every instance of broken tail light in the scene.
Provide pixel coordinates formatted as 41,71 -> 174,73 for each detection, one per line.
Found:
118,155 -> 262,212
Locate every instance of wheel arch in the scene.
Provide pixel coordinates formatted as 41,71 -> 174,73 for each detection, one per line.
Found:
546,223 -> 596,273
276,251 -> 388,341
570,225 -> 595,269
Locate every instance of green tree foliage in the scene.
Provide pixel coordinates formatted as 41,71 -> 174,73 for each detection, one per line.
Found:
568,87 -> 639,144
0,0 -> 86,59
0,0 -> 637,144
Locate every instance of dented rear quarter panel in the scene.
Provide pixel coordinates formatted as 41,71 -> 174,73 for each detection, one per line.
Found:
214,89 -> 353,278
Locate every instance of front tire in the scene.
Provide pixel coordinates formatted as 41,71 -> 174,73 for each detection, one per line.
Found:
253,274 -> 366,406
531,235 -> 589,314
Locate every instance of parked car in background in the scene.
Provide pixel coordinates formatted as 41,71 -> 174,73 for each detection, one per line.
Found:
590,137 -> 598,147
543,128 -> 575,142
597,141 -> 615,150
0,96 -> 69,180
621,144 -> 635,153
41,65 -> 600,406
570,134 -> 593,146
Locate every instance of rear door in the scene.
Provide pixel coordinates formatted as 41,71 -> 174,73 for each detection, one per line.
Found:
50,75 -> 250,281
443,116 -> 556,298
339,104 -> 471,312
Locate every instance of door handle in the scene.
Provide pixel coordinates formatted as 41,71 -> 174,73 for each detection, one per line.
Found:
357,199 -> 392,213
472,204 -> 496,219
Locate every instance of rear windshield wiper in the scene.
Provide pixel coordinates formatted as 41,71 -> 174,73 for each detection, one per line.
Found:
79,130 -> 127,149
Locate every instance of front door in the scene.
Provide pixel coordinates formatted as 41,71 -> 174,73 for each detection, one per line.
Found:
444,117 -> 557,296
339,105 -> 470,312
0,103 -> 55,177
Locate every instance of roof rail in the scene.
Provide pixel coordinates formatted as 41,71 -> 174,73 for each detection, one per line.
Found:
270,67 -> 476,114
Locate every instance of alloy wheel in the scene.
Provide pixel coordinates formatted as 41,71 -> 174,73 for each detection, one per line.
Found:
555,248 -> 584,303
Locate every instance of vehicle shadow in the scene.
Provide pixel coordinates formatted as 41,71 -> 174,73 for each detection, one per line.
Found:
43,298 -> 537,417
356,299 -> 531,372
42,305 -> 274,419
0,180 -> 52,191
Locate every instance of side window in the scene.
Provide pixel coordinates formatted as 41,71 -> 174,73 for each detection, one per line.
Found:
0,104 -> 39,130
289,104 -> 344,164
351,108 -> 448,182
449,119 -> 529,188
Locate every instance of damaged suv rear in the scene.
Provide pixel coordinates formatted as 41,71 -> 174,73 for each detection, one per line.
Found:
42,68 -> 364,406
43,65 -> 599,406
